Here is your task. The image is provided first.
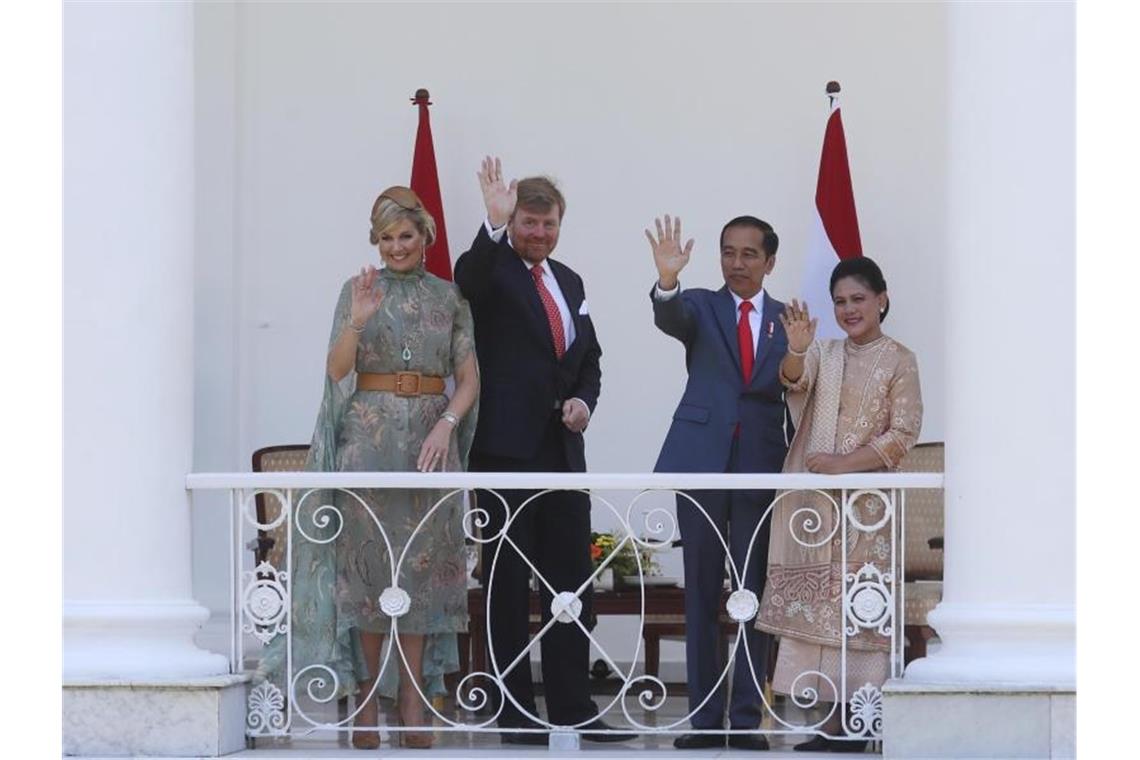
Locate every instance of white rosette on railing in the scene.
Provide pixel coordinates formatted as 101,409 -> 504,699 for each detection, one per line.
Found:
242,561 -> 289,645
845,562 -> 894,637
379,586 -> 411,618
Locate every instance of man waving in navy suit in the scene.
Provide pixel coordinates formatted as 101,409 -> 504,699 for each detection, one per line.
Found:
646,214 -> 789,751
456,157 -> 630,744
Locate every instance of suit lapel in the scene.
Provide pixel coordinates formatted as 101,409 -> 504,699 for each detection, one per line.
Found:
750,292 -> 782,385
713,286 -> 743,379
550,260 -> 582,363
550,261 -> 581,326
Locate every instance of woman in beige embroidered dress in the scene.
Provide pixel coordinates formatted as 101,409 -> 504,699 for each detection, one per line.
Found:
755,256 -> 922,753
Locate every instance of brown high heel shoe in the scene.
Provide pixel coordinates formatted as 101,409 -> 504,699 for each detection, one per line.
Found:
399,729 -> 433,749
351,695 -> 381,750
397,704 -> 433,749
351,730 -> 381,750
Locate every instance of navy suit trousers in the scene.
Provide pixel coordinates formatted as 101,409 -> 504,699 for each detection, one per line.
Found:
472,413 -> 597,728
677,439 -> 773,729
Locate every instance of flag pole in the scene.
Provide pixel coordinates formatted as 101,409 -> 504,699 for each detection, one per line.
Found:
408,87 -> 453,280
803,79 -> 862,339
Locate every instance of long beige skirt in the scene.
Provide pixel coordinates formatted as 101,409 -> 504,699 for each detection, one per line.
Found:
772,637 -> 890,704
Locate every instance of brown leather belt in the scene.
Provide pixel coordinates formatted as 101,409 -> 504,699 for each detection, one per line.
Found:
357,371 -> 446,397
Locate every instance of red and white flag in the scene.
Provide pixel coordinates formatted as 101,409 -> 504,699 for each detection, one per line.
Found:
803,86 -> 862,339
409,89 -> 453,281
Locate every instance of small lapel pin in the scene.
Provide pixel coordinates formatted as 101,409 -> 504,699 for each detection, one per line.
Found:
767,321 -> 774,338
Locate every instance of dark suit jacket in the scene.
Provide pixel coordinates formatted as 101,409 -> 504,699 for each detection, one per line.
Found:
455,225 -> 602,471
652,285 -> 788,475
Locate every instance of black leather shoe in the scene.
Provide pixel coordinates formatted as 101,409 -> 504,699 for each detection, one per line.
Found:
793,734 -> 868,753
728,733 -> 770,750
673,733 -> 727,749
828,738 -> 868,753
501,731 -> 549,745
581,718 -> 637,742
794,735 -> 831,752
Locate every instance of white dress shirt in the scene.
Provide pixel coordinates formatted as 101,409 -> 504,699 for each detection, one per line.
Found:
485,219 -> 577,347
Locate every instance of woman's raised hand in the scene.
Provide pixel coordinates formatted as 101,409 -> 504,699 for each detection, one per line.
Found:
644,214 -> 694,290
478,155 -> 517,228
349,265 -> 383,329
779,299 -> 817,353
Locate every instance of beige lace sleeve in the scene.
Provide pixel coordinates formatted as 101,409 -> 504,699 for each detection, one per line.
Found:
780,340 -> 821,394
869,349 -> 924,468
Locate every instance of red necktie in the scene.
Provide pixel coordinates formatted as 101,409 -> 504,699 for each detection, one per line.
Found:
738,301 -> 755,385
531,265 -> 566,359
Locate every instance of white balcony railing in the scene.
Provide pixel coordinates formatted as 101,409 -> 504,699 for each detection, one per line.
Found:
186,471 -> 942,749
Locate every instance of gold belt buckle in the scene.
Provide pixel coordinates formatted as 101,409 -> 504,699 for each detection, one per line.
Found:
395,371 -> 421,396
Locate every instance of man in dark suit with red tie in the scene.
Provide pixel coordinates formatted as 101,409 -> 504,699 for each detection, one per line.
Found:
645,213 -> 789,751
455,157 -> 629,744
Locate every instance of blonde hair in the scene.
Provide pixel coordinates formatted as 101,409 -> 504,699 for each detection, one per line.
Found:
369,196 -> 436,247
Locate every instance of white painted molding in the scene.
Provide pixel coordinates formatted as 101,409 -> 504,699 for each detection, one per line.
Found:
64,599 -> 230,681
186,471 -> 943,490
904,602 -> 1075,688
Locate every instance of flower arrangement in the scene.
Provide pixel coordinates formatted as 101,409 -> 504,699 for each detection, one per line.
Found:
590,530 -> 660,580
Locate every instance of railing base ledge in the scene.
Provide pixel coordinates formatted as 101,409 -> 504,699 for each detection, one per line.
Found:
63,676 -> 249,757
882,679 -> 1075,759
549,731 -> 580,750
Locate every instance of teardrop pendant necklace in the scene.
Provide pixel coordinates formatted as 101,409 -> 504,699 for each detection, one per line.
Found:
395,285 -> 417,369
396,311 -> 414,369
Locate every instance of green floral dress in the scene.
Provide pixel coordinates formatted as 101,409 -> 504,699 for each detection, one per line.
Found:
262,266 -> 476,702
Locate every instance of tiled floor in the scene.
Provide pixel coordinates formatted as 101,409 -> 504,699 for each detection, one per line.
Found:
231,694 -> 873,758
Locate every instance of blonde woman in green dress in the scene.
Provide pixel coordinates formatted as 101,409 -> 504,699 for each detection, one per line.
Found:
291,186 -> 479,750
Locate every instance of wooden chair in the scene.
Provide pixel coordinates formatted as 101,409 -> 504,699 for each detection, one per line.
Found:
897,441 -> 945,664
250,444 -> 310,570
251,444 -> 353,741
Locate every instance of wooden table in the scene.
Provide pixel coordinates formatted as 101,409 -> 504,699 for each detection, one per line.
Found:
460,584 -> 736,681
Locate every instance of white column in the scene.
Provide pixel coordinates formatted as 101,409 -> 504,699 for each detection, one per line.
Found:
905,0 -> 1075,690
64,0 -> 227,680
884,6 -> 1074,755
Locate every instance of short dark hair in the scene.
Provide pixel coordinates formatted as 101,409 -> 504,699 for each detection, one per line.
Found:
720,216 -> 779,256
830,256 -> 890,322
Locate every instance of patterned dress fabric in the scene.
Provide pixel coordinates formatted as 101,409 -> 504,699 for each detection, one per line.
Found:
755,335 -> 923,703
259,266 -> 477,702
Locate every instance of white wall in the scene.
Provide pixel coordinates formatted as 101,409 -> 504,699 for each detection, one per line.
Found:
193,1 -> 948,664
